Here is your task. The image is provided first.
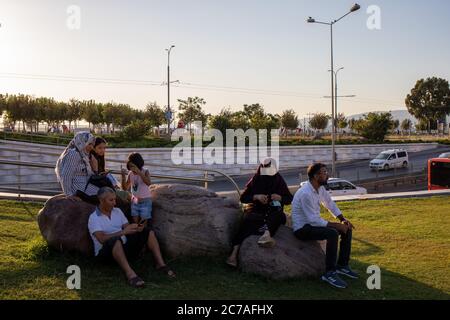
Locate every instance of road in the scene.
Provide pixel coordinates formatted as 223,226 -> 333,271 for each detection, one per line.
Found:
171,145 -> 450,193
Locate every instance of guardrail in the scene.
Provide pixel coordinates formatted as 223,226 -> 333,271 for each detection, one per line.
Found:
1,130 -> 73,146
360,173 -> 427,191
0,143 -> 241,195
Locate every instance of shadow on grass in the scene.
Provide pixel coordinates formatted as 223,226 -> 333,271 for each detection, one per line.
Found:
1,239 -> 449,300
353,237 -> 384,256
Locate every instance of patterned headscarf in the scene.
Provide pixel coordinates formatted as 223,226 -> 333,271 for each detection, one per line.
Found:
55,132 -> 95,181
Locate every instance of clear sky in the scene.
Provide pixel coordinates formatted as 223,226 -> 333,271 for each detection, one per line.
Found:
0,0 -> 449,119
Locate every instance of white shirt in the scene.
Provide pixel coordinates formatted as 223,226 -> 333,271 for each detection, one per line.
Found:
291,181 -> 342,232
88,207 -> 129,256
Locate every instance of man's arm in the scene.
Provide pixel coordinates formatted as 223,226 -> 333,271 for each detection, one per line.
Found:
319,188 -> 343,219
93,224 -> 138,244
320,189 -> 354,231
298,192 -> 328,227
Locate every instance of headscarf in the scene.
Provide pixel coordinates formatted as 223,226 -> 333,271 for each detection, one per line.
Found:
55,132 -> 95,181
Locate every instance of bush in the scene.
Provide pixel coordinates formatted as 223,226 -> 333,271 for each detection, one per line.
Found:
120,120 -> 151,140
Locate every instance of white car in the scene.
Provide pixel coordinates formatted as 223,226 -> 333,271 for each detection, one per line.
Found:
438,152 -> 450,159
300,178 -> 367,196
369,149 -> 409,170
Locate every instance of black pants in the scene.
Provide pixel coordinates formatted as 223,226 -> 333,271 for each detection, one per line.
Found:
96,227 -> 152,263
294,224 -> 352,272
232,210 -> 286,246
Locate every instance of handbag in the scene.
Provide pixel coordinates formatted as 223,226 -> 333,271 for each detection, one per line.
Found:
86,173 -> 114,189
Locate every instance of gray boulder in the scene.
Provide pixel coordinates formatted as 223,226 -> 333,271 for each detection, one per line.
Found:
38,194 -> 95,256
238,225 -> 326,279
37,184 -> 242,258
150,184 -> 242,258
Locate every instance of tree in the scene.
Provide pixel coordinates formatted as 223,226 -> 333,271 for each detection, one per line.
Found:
401,119 -> 412,135
145,102 -> 165,132
280,109 -> 299,136
336,113 -> 348,132
391,119 -> 400,133
120,120 -> 150,140
415,118 -> 428,132
208,108 -> 233,136
178,96 -> 207,132
309,113 -> 330,132
352,112 -> 394,142
405,77 -> 450,132
82,100 -> 103,130
66,98 -> 82,131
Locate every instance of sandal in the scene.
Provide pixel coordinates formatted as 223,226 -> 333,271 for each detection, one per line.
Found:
225,258 -> 238,268
156,265 -> 176,279
128,276 -> 145,288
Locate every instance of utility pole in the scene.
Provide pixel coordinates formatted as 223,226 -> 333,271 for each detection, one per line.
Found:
165,45 -> 175,134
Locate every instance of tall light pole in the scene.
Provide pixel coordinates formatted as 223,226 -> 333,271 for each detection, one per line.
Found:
307,3 -> 360,176
325,67 -> 356,134
165,45 -> 175,134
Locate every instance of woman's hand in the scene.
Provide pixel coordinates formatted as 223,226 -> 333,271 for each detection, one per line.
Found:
121,168 -> 128,176
270,194 -> 282,201
90,156 -> 99,173
129,163 -> 140,174
253,194 -> 268,204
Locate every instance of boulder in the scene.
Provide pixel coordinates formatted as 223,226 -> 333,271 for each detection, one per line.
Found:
38,194 -> 95,256
238,226 -> 326,279
150,184 -> 242,258
37,184 -> 242,258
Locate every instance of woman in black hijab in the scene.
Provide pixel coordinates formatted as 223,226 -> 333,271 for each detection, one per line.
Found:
226,157 -> 293,267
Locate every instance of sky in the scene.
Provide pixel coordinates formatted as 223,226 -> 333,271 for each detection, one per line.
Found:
0,0 -> 449,119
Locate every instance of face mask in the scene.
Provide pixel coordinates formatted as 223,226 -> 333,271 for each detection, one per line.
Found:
270,200 -> 281,207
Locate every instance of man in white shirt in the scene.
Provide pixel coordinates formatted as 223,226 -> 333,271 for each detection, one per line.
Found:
88,187 -> 176,288
291,163 -> 358,289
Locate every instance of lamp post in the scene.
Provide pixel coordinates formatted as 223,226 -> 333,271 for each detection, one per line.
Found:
165,45 -> 175,134
307,3 -> 360,176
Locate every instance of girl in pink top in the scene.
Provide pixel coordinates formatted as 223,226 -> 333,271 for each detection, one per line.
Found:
121,153 -> 152,226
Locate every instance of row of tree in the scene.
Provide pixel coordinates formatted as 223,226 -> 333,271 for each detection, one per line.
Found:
0,94 -> 165,134
1,76 -> 448,142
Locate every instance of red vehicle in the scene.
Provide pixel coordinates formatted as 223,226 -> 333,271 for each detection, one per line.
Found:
428,158 -> 450,190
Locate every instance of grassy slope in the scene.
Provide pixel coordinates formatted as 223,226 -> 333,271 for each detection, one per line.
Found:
0,197 -> 449,300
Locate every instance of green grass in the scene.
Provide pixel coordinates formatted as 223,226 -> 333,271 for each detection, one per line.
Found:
0,197 -> 449,300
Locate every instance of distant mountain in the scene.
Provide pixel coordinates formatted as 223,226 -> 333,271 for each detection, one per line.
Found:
299,109 -> 418,130
347,109 -> 418,124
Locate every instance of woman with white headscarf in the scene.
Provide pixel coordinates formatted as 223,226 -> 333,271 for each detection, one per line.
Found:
55,131 -> 99,198
226,157 -> 293,268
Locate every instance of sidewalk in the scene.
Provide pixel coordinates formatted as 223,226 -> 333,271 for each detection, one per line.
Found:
1,188 -> 449,203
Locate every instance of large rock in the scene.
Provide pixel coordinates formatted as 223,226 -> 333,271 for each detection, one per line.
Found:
238,226 -> 326,279
38,194 -> 95,256
37,184 -> 242,258
150,184 -> 241,258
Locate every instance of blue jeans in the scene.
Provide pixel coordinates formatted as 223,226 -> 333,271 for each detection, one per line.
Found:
131,198 -> 152,220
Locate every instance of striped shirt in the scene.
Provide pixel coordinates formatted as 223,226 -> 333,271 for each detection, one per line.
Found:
57,149 -> 99,196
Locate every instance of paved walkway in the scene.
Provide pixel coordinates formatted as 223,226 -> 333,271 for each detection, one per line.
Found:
2,189 -> 449,203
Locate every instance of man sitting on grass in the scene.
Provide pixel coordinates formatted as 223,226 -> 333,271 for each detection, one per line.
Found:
88,186 -> 175,288
291,163 -> 358,289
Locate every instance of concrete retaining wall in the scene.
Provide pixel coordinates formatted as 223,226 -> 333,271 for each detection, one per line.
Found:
0,140 -> 439,190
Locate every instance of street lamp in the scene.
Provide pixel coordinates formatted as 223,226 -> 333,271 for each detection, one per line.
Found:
165,45 -> 175,134
307,3 -> 360,176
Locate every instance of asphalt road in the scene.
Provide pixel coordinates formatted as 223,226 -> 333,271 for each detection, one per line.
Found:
170,145 -> 450,193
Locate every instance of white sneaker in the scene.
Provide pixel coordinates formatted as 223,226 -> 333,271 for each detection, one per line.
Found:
257,231 -> 276,248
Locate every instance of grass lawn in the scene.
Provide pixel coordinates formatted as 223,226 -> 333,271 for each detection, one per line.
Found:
0,197 -> 449,300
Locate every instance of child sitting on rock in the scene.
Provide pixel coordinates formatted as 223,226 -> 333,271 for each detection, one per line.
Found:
121,153 -> 152,227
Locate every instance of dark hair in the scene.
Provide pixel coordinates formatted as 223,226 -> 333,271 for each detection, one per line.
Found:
127,152 -> 144,170
307,163 -> 327,180
94,137 -> 107,147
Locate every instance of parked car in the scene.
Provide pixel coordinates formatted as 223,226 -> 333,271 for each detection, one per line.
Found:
438,152 -> 450,159
369,149 -> 409,170
300,178 -> 367,196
